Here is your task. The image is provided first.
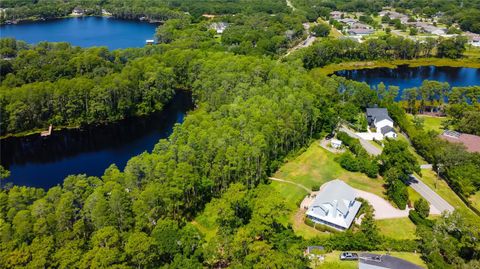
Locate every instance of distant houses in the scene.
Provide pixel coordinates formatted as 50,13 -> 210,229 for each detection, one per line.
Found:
366,108 -> 397,139
306,179 -> 361,231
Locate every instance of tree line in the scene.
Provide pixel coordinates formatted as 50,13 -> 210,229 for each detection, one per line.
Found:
299,35 -> 467,69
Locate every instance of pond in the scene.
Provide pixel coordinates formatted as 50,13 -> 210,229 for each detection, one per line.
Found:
0,91 -> 193,189
0,17 -> 158,50
335,65 -> 480,100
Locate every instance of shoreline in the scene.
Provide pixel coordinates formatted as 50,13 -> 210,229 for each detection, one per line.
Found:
1,14 -> 161,26
311,57 -> 480,76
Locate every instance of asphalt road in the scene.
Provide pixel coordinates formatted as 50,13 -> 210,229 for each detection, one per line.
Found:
339,126 -> 382,156
407,174 -> 454,214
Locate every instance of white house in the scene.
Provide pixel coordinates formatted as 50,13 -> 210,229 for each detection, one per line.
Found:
71,7 -> 84,16
306,179 -> 361,231
210,22 -> 229,34
366,108 -> 397,139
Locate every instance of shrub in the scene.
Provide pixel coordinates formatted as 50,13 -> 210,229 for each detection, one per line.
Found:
311,184 -> 321,191
414,198 -> 430,218
305,217 -> 340,233
409,210 -> 433,227
336,152 -> 360,172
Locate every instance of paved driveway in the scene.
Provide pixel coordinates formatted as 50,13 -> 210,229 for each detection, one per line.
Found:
407,175 -> 454,214
339,126 -> 382,156
355,189 -> 410,219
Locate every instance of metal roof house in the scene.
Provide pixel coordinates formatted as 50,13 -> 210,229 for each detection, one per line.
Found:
306,180 -> 361,231
359,253 -> 423,269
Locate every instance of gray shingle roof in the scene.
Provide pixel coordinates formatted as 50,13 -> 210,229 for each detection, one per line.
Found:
380,125 -> 395,135
366,108 -> 393,123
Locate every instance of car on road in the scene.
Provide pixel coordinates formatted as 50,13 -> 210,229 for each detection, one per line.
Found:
340,252 -> 358,260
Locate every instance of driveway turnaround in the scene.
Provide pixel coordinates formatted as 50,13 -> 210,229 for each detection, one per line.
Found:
354,189 -> 410,219
407,175 -> 454,214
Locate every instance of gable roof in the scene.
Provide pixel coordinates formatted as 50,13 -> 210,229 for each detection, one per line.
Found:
380,125 -> 395,135
307,180 -> 361,229
366,108 -> 393,123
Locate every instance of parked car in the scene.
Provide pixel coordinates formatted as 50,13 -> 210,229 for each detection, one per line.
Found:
340,252 -> 358,260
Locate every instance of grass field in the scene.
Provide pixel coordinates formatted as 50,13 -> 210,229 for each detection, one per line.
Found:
312,57 -> 480,76
415,169 -> 479,220
376,218 -> 417,240
271,141 -> 390,238
316,251 -> 426,269
406,114 -> 445,133
469,192 -> 480,212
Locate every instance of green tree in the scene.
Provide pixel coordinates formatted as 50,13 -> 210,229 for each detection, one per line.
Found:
414,198 -> 430,218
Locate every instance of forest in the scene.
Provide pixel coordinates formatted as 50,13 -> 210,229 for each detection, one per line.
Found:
1,1 -> 479,268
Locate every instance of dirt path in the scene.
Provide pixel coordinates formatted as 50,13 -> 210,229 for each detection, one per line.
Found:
269,177 -> 311,193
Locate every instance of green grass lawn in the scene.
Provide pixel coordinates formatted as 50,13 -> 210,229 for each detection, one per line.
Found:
468,191 -> 480,212
376,218 -> 417,240
406,114 -> 445,133
273,141 -> 386,198
415,169 -> 479,221
316,251 -> 426,269
271,141 -> 390,239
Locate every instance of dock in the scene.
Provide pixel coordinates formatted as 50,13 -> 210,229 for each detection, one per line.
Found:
41,125 -> 53,137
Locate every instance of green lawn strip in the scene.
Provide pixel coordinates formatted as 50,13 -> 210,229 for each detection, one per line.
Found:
312,57 -> 480,76
406,114 -> 445,133
376,218 -> 417,240
415,169 -> 478,220
274,141 -> 386,198
468,191 -> 480,212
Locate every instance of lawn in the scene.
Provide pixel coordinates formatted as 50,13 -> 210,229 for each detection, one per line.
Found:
415,169 -> 479,221
271,141 -> 389,238
376,218 -> 417,240
468,191 -> 480,212
273,141 -> 386,198
316,251 -> 426,269
406,114 -> 445,133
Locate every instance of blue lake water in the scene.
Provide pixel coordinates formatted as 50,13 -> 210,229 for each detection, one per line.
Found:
335,65 -> 480,100
1,91 -> 193,189
0,17 -> 158,49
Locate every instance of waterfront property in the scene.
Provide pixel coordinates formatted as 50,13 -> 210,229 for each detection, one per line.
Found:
359,253 -> 423,269
366,108 -> 397,139
306,179 -> 361,231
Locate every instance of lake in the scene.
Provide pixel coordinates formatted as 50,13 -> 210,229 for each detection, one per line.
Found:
0,17 -> 158,50
0,91 -> 193,189
335,65 -> 480,100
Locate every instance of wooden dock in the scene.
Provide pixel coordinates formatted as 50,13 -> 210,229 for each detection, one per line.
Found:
41,125 -> 52,137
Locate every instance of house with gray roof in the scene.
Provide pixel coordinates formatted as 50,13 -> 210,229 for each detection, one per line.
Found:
306,179 -> 361,231
359,253 -> 423,269
366,108 -> 397,139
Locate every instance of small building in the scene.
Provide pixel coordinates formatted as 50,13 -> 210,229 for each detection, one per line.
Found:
351,22 -> 372,29
330,11 -> 344,20
145,39 -> 155,45
210,22 -> 229,34
338,18 -> 358,26
359,253 -> 423,269
306,179 -> 361,231
348,28 -> 374,36
470,36 -> 480,47
71,7 -> 84,16
366,108 -> 397,139
440,130 -> 480,153
330,138 -> 342,149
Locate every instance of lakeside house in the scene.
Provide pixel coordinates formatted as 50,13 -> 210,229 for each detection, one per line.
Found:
359,253 -> 423,269
306,179 -> 361,231
366,108 -> 397,139
71,7 -> 85,16
440,130 -> 480,153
